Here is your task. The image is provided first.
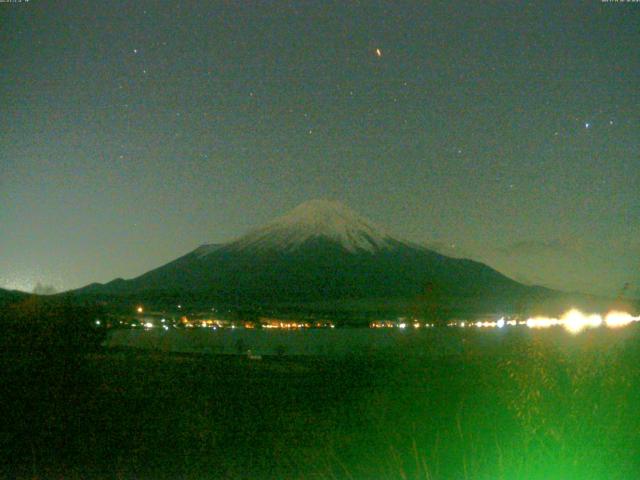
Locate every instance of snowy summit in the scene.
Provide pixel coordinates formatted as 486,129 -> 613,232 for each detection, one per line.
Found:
221,199 -> 401,254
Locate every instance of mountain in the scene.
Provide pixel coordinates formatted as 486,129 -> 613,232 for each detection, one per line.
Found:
73,200 -> 556,316
223,200 -> 398,253
0,288 -> 31,307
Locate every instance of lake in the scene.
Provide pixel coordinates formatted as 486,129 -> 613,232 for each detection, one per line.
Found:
104,324 -> 637,357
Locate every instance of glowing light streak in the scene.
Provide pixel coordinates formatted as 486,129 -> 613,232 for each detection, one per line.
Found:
605,311 -> 640,328
526,316 -> 560,329
523,309 -> 639,334
562,309 -> 602,334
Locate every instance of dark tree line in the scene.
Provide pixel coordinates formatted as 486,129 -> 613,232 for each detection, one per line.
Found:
0,297 -> 106,477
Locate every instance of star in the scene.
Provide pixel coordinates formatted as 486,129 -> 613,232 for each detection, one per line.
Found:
133,48 -> 139,54
585,122 -> 591,129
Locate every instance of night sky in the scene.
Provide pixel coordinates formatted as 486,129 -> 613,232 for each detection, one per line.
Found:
1,1 -> 638,297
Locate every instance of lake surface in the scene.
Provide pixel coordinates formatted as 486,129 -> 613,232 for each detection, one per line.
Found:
104,325 -> 635,357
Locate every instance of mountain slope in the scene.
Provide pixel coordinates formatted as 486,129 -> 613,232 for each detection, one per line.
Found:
0,288 -> 31,307
223,199 -> 399,253
73,200 -> 553,314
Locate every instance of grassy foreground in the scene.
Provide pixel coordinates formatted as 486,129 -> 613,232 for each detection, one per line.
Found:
2,327 -> 640,479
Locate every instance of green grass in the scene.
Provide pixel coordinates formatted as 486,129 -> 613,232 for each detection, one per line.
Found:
2,326 -> 639,479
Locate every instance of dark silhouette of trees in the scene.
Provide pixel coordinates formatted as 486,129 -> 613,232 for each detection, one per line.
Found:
0,297 -> 105,477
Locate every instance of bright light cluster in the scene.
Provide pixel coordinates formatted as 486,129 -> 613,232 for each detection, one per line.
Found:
439,309 -> 640,334
604,310 -> 640,328
525,309 -> 640,334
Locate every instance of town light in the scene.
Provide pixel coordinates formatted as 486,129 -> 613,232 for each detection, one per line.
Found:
605,311 -> 640,328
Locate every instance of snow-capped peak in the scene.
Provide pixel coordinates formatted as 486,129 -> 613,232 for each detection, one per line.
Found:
222,199 -> 400,253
